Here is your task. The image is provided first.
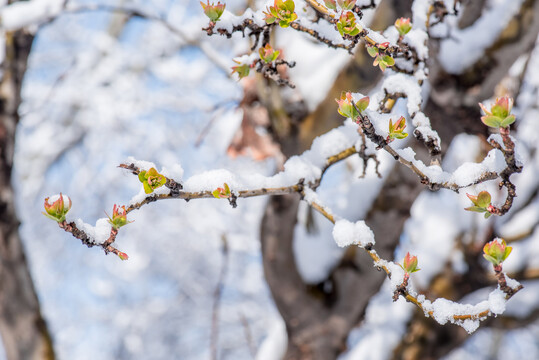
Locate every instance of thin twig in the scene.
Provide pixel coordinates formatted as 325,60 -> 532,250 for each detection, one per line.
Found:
210,234 -> 229,360
305,196 -> 522,324
239,312 -> 256,358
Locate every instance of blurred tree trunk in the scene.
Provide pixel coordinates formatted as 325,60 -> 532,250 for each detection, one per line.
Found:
0,25 -> 55,360
257,1 -> 420,358
256,0 -> 539,357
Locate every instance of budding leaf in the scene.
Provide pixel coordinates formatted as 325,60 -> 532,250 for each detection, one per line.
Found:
465,191 -> 493,218
264,0 -> 298,28
400,252 -> 420,274
388,116 -> 408,141
483,238 -> 512,266
324,0 -> 337,10
367,46 -> 378,58
395,17 -> 412,36
213,183 -> 231,199
138,168 -> 166,194
500,114 -> 515,128
200,1 -> 226,22
479,96 -> 515,128
43,193 -> 72,222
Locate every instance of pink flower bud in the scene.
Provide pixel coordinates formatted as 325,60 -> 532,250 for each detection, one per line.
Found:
400,252 -> 420,274
43,193 -> 72,222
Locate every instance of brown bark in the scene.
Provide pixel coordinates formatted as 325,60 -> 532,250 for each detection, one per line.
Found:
0,28 -> 55,360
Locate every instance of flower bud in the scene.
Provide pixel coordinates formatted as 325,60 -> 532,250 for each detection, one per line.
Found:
400,252 -> 420,274
395,17 -> 412,36
387,116 -> 408,141
200,1 -> 225,23
107,204 -> 131,230
43,193 -> 71,222
483,238 -> 512,266
259,44 -> 280,63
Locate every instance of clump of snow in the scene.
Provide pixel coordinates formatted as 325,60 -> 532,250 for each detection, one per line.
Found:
217,8 -> 266,34
421,296 -> 493,334
255,317 -> 287,360
0,0 -> 65,31
160,164 -> 184,182
411,0 -> 431,31
74,218 -> 112,245
404,29 -> 428,60
232,53 -> 258,66
412,112 -> 441,150
488,288 -> 507,315
332,219 -> 375,248
505,277 -> 521,290
387,261 -> 406,290
439,0 -> 525,74
460,319 -> 481,334
396,147 -> 448,183
177,120 -> 359,195
449,149 -> 507,187
125,156 -> 157,172
381,73 -> 422,115
395,145 -> 507,188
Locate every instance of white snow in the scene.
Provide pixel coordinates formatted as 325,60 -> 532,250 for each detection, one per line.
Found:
439,0 -> 525,74
255,317 -> 287,360
332,219 -> 375,248
46,193 -> 71,206
0,0 -> 65,31
74,218 -> 113,245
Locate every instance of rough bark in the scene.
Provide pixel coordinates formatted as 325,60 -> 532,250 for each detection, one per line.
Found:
0,28 -> 55,360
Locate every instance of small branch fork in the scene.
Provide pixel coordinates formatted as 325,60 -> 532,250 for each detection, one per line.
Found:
57,221 -> 125,258
487,127 -> 523,216
352,102 -> 519,193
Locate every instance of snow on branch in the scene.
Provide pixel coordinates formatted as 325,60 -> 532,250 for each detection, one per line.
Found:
42,0 -> 527,334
